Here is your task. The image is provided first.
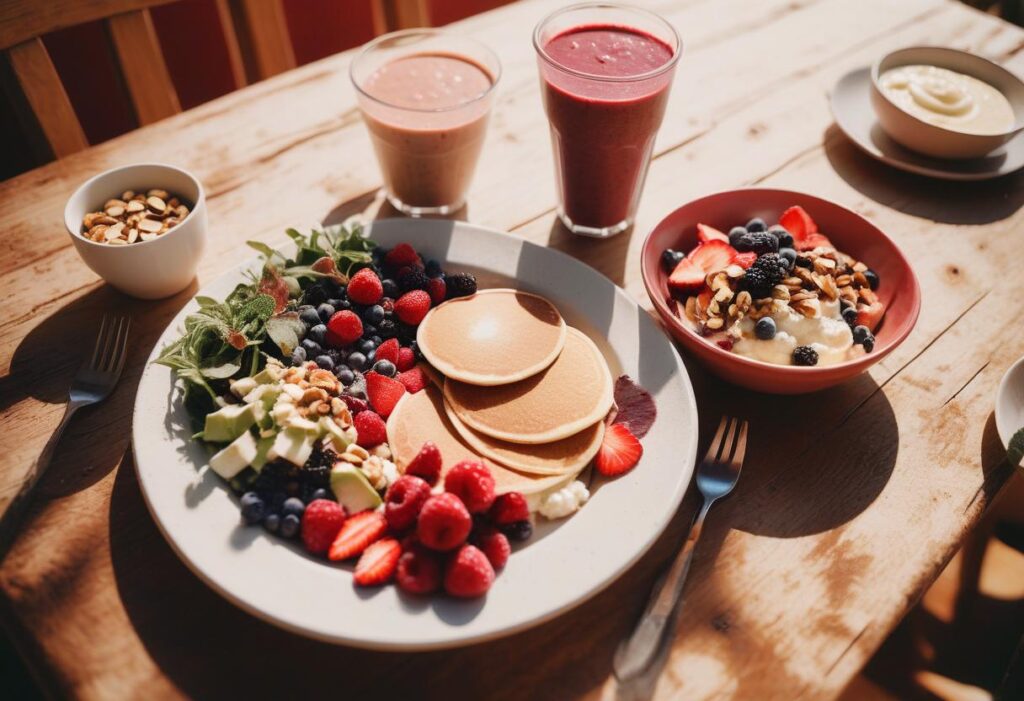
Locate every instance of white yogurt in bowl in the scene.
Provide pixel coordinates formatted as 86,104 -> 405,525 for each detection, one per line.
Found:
733,298 -> 854,367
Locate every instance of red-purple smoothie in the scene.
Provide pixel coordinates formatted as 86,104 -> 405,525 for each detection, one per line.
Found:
538,25 -> 676,233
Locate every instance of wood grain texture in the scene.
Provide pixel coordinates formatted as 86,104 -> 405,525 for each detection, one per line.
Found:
108,10 -> 181,125
5,37 -> 87,157
0,0 -> 177,50
234,0 -> 296,79
0,0 -> 1022,699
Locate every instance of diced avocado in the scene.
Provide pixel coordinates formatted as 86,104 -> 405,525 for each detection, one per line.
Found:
330,463 -> 382,513
320,416 -> 352,453
209,430 -> 259,479
202,403 -> 258,443
270,401 -> 298,426
250,435 -> 275,472
268,426 -> 316,467
252,364 -> 284,385
285,416 -> 320,433
229,376 -> 258,399
243,383 -> 282,406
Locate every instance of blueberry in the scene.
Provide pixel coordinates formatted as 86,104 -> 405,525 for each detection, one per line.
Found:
502,519 -> 533,541
291,346 -> 307,366
852,325 -> 871,345
314,354 -> 335,372
842,306 -> 858,326
371,335 -> 382,346
280,514 -> 301,539
382,279 -> 400,298
362,324 -> 377,339
779,247 -> 797,269
307,323 -> 327,345
240,492 -> 265,525
262,513 -> 280,533
326,298 -> 344,309
746,217 -> 767,232
316,303 -> 335,324
373,360 -> 396,377
359,339 -> 377,355
864,269 -> 880,290
348,352 -> 367,371
377,319 -> 397,339
755,317 -> 777,340
863,334 -> 875,353
282,497 -> 305,519
335,298 -> 352,311
336,367 -> 355,385
311,488 -> 331,502
363,304 -> 385,325
728,226 -> 748,247
661,249 -> 685,272
300,339 -> 322,356
425,259 -> 443,278
299,307 -> 321,327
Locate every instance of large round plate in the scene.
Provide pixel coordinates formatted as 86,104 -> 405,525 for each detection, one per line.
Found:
132,219 -> 698,649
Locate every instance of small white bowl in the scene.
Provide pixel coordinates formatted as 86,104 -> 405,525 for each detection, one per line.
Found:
65,163 -> 207,299
870,47 -> 1024,159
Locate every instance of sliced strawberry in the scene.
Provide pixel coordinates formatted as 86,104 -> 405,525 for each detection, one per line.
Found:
779,205 -> 818,242
353,537 -> 401,586
667,257 -> 705,293
365,371 -> 406,418
696,223 -> 729,244
856,300 -> 885,332
595,423 -> 643,477
794,233 -> 833,252
328,511 -> 387,561
374,338 -> 400,365
689,240 -> 738,275
734,251 -> 757,269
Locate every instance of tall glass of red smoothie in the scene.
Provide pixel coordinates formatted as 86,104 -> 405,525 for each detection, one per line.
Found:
534,4 -> 681,237
351,30 -> 501,216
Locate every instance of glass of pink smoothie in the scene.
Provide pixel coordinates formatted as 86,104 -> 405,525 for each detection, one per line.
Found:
534,4 -> 681,237
351,30 -> 501,216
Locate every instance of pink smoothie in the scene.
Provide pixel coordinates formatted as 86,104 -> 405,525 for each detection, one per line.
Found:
539,25 -> 676,231
359,53 -> 494,210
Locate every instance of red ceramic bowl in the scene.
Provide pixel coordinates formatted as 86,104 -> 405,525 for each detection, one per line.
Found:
641,189 -> 921,394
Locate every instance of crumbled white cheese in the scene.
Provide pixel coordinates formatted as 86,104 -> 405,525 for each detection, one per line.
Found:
538,480 -> 590,520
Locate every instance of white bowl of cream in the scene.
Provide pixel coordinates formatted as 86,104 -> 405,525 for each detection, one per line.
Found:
870,47 -> 1024,159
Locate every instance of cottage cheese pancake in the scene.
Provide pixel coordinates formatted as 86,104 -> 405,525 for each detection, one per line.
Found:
444,327 -> 613,444
417,289 -> 566,386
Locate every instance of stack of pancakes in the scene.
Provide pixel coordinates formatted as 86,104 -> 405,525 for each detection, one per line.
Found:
386,289 -> 614,497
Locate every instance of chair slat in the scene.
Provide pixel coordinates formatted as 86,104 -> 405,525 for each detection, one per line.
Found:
388,0 -> 429,29
6,37 -> 87,157
107,9 -> 180,124
0,0 -> 177,51
235,0 -> 295,79
214,0 -> 246,89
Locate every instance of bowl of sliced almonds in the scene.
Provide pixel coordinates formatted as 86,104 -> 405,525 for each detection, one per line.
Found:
64,162 -> 207,299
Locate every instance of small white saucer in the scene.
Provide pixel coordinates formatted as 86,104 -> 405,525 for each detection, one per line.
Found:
996,356 -> 1024,459
830,67 -> 1024,181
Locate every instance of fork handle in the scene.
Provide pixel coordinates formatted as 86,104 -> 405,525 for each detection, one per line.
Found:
614,497 -> 713,681
0,400 -> 83,561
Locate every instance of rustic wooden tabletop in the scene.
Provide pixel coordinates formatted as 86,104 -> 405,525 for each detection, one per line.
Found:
2,0 -> 1023,698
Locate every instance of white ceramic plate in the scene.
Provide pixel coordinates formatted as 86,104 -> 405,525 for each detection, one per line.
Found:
133,219 -> 699,650
830,67 -> 1024,181
995,355 -> 1024,451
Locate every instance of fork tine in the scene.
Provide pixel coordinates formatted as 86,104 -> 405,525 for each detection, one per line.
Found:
719,417 -> 739,463
112,317 -> 131,377
90,315 -> 110,370
704,416 -> 730,463
730,420 -> 749,470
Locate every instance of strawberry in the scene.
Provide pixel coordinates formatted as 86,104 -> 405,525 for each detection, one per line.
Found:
734,251 -> 757,269
365,371 -> 406,418
374,338 -> 400,365
405,441 -> 442,485
385,243 -> 421,268
856,300 -> 885,332
396,544 -> 442,594
444,460 -> 496,514
354,410 -> 387,447
395,290 -> 432,325
444,544 -> 495,598
395,347 -> 416,372
396,366 -> 428,394
696,223 -> 729,243
384,475 -> 432,532
353,537 -> 401,586
417,493 -> 472,551
779,205 -> 818,241
794,233 -> 833,252
325,310 -> 362,347
328,511 -> 387,561
346,268 -> 383,305
595,423 -> 644,477
473,525 -> 511,570
426,277 -> 446,305
667,257 -> 705,294
489,492 -> 529,526
688,239 -> 738,274
341,395 -> 368,415
300,499 -> 346,556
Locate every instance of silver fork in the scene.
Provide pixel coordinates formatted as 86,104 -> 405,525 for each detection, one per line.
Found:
0,315 -> 130,560
614,416 -> 748,682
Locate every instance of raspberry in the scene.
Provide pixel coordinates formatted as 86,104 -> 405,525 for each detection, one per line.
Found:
444,460 -> 496,514
445,272 -> 477,299
396,544 -> 442,595
365,371 -> 406,418
473,525 -> 510,570
300,499 -> 346,556
353,537 -> 400,586
396,366 -> 428,394
326,310 -> 362,347
394,290 -> 431,325
399,268 -> 430,292
444,544 -> 495,598
395,347 -> 416,372
405,441 -> 442,485
341,395 -> 368,415
416,493 -> 472,551
353,410 -> 387,447
385,243 -> 421,268
489,492 -> 529,526
347,268 -> 383,305
426,277 -> 446,305
374,338 -> 400,365
384,475 -> 432,531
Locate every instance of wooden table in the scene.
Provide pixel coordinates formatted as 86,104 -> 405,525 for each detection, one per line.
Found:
1,0 -> 1022,698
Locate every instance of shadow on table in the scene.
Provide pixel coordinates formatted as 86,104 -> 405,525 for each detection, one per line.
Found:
824,124 -> 1024,225
543,218 -> 633,289
320,188 -> 469,228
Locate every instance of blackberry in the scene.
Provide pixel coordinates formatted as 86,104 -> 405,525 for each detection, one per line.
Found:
795,255 -> 813,269
792,345 -> 819,366
768,225 -> 794,249
377,318 -> 397,339
425,259 -> 444,278
502,519 -> 533,541
399,268 -> 430,292
741,253 -> 785,299
446,272 -> 477,298
734,230 -> 778,255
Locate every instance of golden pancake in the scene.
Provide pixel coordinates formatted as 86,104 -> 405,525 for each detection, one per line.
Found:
445,401 -> 604,475
417,289 -> 566,386
444,327 -> 614,444
385,386 -> 572,496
